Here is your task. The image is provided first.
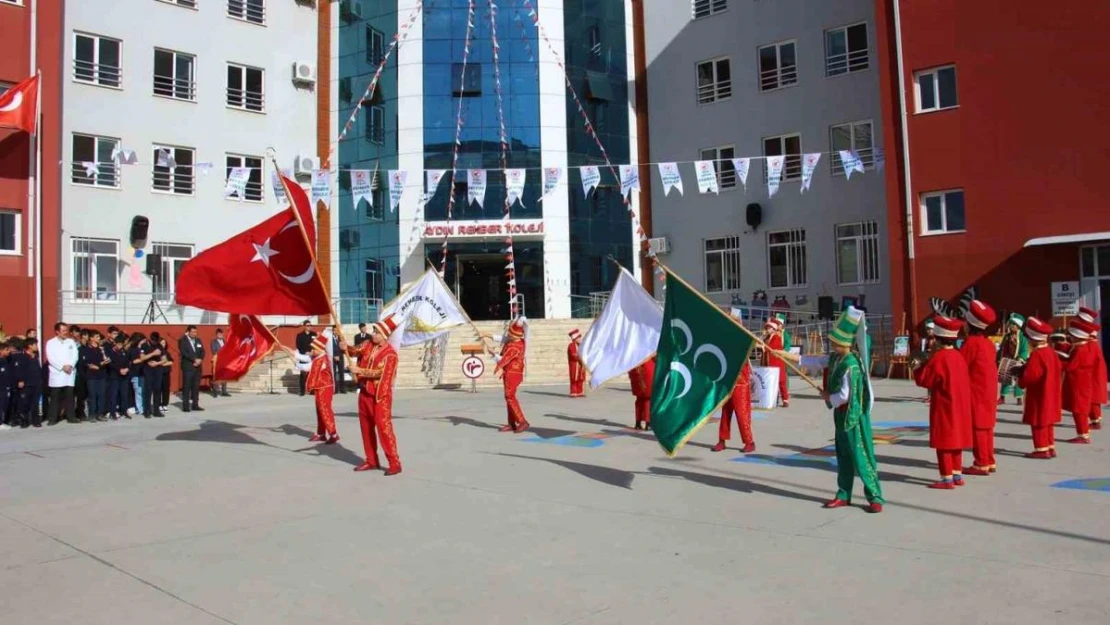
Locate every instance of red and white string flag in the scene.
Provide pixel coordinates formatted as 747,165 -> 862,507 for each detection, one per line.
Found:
440,0 -> 477,275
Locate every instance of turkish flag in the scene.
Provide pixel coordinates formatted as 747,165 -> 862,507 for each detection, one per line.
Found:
213,314 -> 278,381
0,75 -> 39,134
175,174 -> 331,315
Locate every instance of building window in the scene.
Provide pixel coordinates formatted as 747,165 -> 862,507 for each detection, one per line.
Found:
1081,245 -> 1110,279
71,237 -> 119,301
696,57 -> 731,104
699,145 -> 737,189
153,48 -> 196,101
692,0 -> 727,19
0,211 -> 19,255
825,23 -> 869,77
366,105 -> 385,145
365,259 -> 384,301
915,65 -> 958,113
73,33 -> 122,88
226,154 -> 264,202
227,63 -> 264,112
758,40 -> 797,92
228,0 -> 265,25
158,0 -> 198,8
151,242 -> 194,301
835,221 -> 880,285
920,190 -> 965,234
829,120 -> 874,174
365,176 -> 386,222
452,62 -> 482,97
366,25 -> 385,66
71,133 -> 121,187
768,229 -> 807,289
151,145 -> 195,195
704,236 -> 741,293
588,99 -> 608,133
762,133 -> 802,181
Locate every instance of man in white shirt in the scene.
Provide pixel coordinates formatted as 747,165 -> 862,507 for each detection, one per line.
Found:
45,322 -> 79,425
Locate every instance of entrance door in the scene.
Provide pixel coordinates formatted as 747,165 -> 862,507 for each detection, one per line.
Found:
1101,281 -> 1110,373
457,253 -> 510,321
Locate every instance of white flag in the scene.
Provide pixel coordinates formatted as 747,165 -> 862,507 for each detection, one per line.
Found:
731,157 -> 751,189
657,162 -> 683,197
579,266 -> 664,390
766,155 -> 785,198
225,167 -> 250,201
800,153 -> 821,193
839,150 -> 866,179
311,169 -> 331,208
540,167 -> 562,202
618,164 -> 640,200
388,169 -> 407,212
196,162 -> 214,176
580,165 -> 601,197
112,148 -> 137,164
272,168 -> 293,205
505,168 -> 526,208
425,169 -> 447,203
82,162 -> 98,178
156,148 -> 176,169
380,268 -> 470,348
694,160 -> 719,194
350,169 -> 373,208
467,169 -> 487,207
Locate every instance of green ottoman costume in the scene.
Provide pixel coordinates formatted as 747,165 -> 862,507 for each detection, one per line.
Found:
999,313 -> 1030,400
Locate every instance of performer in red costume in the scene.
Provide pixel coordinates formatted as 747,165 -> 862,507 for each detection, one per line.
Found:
346,314 -> 402,475
491,318 -> 530,433
761,319 -> 789,407
1062,318 -> 1099,444
959,301 -> 998,475
1077,307 -> 1107,429
712,360 -> 755,453
1016,317 -> 1062,458
306,335 -> 339,444
628,356 -> 655,430
566,328 -> 586,398
913,316 -> 973,489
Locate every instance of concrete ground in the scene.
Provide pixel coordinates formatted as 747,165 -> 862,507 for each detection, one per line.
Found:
1,378 -> 1108,625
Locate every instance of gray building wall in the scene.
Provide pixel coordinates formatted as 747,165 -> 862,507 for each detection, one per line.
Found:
643,0 -> 890,314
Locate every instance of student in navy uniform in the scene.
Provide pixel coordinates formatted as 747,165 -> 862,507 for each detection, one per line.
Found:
72,326 -> 89,422
158,335 -> 174,412
82,331 -> 110,422
109,335 -> 131,419
141,333 -> 165,418
0,341 -> 12,430
14,338 -> 43,427
128,333 -> 148,416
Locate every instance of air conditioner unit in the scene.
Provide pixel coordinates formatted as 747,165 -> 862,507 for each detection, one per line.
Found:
648,237 -> 671,255
340,0 -> 362,22
351,1 -> 364,19
294,154 -> 320,175
291,61 -> 316,85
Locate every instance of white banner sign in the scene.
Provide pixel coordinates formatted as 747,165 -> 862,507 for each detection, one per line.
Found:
839,150 -> 865,179
271,168 -> 293,205
1051,281 -> 1081,316
467,169 -> 487,207
732,157 -> 750,189
750,366 -> 781,410
425,169 -> 447,204
766,155 -> 785,198
225,167 -> 250,201
694,160 -> 718,194
505,168 -> 526,208
800,153 -> 821,193
657,162 -> 683,196
388,169 -> 407,212
618,164 -> 640,200
540,167 -> 562,202
311,169 -> 331,208
350,169 -> 373,208
580,165 -> 601,197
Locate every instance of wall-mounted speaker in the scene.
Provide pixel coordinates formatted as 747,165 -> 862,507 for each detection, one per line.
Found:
817,296 -> 835,320
129,216 -> 149,249
745,203 -> 762,230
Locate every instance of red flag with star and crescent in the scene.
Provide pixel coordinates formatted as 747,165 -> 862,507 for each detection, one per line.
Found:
176,174 -> 330,315
213,314 -> 279,381
0,75 -> 40,134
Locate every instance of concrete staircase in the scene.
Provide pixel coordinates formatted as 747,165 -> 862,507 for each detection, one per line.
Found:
229,319 -> 594,393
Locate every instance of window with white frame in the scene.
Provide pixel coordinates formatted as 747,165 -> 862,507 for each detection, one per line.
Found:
159,0 -> 198,8
153,48 -> 196,101
0,0 -> 24,5
920,189 -> 965,234
829,120 -> 874,175
227,63 -> 264,112
1080,245 -> 1110,280
762,133 -> 802,181
758,40 -> 797,92
366,25 -> 385,66
366,105 -> 385,145
225,154 -> 264,201
835,221 -> 880,285
915,65 -> 957,113
151,242 -> 194,300
692,0 -> 727,19
0,210 -> 19,255
71,133 -> 120,187
825,23 -> 869,77
768,229 -> 807,289
71,237 -> 119,301
365,259 -> 385,301
151,144 -> 195,195
228,0 -> 265,25
73,33 -> 122,88
699,145 -> 737,189
704,236 -> 741,293
696,57 -> 731,104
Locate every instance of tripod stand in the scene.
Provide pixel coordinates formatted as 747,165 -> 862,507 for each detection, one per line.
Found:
141,297 -> 169,324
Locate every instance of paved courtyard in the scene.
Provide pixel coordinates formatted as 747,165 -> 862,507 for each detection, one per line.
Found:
1,377 -> 1108,625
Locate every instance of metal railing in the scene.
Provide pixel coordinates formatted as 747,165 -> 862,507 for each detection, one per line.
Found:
759,64 -> 798,92
831,146 -> 875,176
153,74 -> 196,101
71,162 -> 120,188
226,87 -> 264,112
73,59 -> 122,88
227,0 -> 266,24
697,78 -> 732,104
152,166 -> 195,195
825,48 -> 870,77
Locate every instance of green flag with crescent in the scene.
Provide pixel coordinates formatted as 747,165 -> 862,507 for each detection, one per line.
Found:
650,270 -> 756,456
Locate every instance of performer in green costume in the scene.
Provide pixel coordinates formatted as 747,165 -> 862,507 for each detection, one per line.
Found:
774,311 -> 792,351
999,313 -> 1030,404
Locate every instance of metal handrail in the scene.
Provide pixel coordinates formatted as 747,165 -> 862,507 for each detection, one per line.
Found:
57,292 -> 389,326
152,166 -> 196,194
71,162 -> 120,187
697,79 -> 732,104
831,147 -> 875,175
73,59 -> 122,87
153,75 -> 196,101
227,0 -> 266,24
759,65 -> 798,92
825,48 -> 870,77
226,87 -> 264,112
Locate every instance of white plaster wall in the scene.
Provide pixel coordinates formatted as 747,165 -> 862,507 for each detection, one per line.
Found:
537,0 -> 571,319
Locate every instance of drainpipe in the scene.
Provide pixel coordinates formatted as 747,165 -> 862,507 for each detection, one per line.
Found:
892,0 -> 919,329
631,0 -> 654,295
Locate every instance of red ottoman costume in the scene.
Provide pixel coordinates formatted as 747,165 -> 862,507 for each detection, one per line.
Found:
1077,307 -> 1107,429
913,316 -> 973,489
761,319 -> 789,407
348,315 -> 402,475
713,361 -> 754,453
1062,319 -> 1099,443
959,301 -> 998,475
628,356 -> 655,430
567,328 -> 586,398
306,335 -> 338,444
494,318 -> 529,433
1017,317 -> 1063,458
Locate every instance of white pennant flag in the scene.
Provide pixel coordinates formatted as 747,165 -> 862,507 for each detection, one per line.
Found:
388,169 -> 407,212
694,160 -> 719,194
467,169 -> 487,207
311,169 -> 331,208
766,155 -> 785,198
580,165 -> 601,197
800,153 -> 821,193
618,164 -> 640,200
156,149 -> 176,169
82,162 -> 98,178
350,169 -> 374,208
731,157 -> 751,189
225,167 -> 251,201
424,169 -> 447,204
540,167 -> 562,202
196,162 -> 214,176
112,148 -> 137,165
657,162 -> 683,196
272,168 -> 293,205
839,150 -> 865,179
505,168 -> 526,208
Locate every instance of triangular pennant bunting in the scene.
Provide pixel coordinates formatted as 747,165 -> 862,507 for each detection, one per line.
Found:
694,160 -> 718,194
657,162 -> 683,197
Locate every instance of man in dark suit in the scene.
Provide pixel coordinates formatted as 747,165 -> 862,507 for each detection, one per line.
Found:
331,328 -> 346,393
295,320 -> 316,396
210,328 -> 229,398
178,325 -> 205,412
353,323 -> 371,347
